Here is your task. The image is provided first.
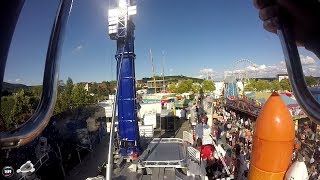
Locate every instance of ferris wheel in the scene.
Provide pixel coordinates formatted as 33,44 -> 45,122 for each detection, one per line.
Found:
232,59 -> 257,82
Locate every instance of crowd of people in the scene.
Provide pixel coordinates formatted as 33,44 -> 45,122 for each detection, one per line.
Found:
294,120 -> 320,179
192,104 -> 320,179
192,105 -> 253,179
213,108 -> 253,179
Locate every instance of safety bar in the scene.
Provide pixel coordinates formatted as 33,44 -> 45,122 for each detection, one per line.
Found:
0,0 -> 73,149
105,45 -> 125,180
278,19 -> 320,125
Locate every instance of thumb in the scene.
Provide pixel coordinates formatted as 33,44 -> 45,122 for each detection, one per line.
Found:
277,0 -> 312,19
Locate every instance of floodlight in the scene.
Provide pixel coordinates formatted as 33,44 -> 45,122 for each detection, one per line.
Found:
108,8 -> 118,17
107,0 -> 136,37
119,0 -> 127,8
108,17 -> 118,25
128,5 -> 136,16
108,23 -> 118,35
109,29 -> 117,34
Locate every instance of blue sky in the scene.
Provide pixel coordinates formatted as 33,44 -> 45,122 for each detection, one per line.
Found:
4,0 -> 319,85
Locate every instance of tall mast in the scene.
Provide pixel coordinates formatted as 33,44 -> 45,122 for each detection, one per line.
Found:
150,48 -> 157,93
162,51 -> 165,91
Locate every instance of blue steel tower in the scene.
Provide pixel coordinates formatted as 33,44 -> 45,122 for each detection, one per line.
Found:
108,0 -> 140,157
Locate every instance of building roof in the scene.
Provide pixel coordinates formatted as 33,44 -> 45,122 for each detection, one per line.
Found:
279,94 -> 298,106
277,73 -> 288,77
248,92 -> 298,107
252,77 -> 277,81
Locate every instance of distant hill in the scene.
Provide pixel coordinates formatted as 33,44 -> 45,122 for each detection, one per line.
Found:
2,82 -> 28,92
140,75 -> 204,83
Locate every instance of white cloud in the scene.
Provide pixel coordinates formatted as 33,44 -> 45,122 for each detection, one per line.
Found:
72,44 -> 83,54
195,55 -> 319,81
199,68 -> 214,74
253,64 -> 286,77
197,75 -> 204,79
258,64 -> 267,70
300,55 -> 315,65
15,78 -> 21,82
198,68 -> 216,80
223,56 -> 320,78
247,66 -> 256,71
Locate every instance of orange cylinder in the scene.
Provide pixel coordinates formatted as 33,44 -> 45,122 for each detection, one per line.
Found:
249,92 -> 295,180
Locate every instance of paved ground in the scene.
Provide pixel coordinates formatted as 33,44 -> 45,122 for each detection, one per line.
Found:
174,119 -> 191,139
67,134 -> 109,180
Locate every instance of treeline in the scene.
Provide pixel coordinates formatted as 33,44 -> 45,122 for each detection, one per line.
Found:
2,82 -> 28,93
167,79 -> 216,94
245,79 -> 291,92
0,78 -> 116,131
244,76 -> 319,92
141,75 -> 204,83
54,78 -> 116,114
1,90 -> 40,131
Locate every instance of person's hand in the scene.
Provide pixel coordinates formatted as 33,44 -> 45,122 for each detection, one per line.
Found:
253,0 -> 320,47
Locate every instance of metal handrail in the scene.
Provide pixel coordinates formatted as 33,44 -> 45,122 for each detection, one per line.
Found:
105,45 -> 125,180
0,0 -> 73,149
278,21 -> 320,125
210,134 -> 231,175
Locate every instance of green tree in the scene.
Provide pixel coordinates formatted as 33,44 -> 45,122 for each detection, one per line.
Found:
89,83 -> 99,95
71,84 -> 88,109
9,90 -> 33,127
54,93 -> 64,115
96,87 -> 105,101
280,79 -> 291,91
255,80 -> 270,92
53,78 -> 98,115
86,93 -> 95,103
65,77 -> 74,95
192,83 -> 200,93
305,76 -> 318,87
176,80 -> 193,93
100,81 -> 110,96
53,78 -> 74,115
63,77 -> 74,109
270,80 -> 281,91
201,80 -> 215,92
244,79 -> 256,91
167,83 -> 177,93
53,80 -> 69,115
30,85 -> 42,97
108,81 -> 116,94
1,96 -> 15,130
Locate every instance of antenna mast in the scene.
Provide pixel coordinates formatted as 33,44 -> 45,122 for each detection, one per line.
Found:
162,51 -> 165,91
150,49 -> 157,93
